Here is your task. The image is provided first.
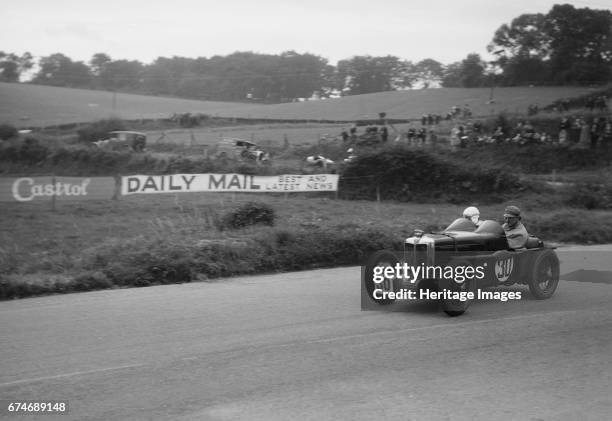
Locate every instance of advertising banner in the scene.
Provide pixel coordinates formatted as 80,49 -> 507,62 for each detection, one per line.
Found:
0,177 -> 116,202
121,173 -> 338,195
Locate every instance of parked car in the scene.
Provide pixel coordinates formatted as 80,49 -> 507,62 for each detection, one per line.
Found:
213,138 -> 269,162
305,155 -> 334,169
94,131 -> 146,152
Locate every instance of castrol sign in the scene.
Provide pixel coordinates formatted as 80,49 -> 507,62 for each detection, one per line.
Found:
0,177 -> 116,202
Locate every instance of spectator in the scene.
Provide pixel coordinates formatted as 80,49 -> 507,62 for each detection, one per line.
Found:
450,126 -> 461,151
417,127 -> 427,145
578,118 -> 591,149
341,129 -> 349,142
559,117 -> 570,145
381,126 -> 389,142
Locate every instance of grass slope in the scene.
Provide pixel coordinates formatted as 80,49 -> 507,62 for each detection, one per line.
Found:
1,82 -> 598,128
0,83 -> 263,128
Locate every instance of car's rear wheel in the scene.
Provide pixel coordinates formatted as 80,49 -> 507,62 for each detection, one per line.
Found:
364,250 -> 400,305
528,249 -> 560,299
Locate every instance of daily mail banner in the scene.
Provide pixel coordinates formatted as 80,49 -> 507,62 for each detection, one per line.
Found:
0,177 -> 116,202
121,173 -> 338,195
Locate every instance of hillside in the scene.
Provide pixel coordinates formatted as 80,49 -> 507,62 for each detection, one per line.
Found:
0,82 -> 599,128
0,83 -> 263,128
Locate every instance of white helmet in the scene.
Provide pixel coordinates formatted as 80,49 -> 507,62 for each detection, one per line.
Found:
463,206 -> 480,224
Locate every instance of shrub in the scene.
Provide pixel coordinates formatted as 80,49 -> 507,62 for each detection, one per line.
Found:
221,202 -> 276,229
0,123 -> 18,140
565,183 -> 612,210
529,210 -> 612,244
340,145 -> 521,201
19,137 -> 49,164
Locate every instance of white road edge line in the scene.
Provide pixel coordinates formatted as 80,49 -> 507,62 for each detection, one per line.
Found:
0,363 -> 146,387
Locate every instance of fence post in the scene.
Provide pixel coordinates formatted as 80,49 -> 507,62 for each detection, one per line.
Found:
113,174 -> 121,200
51,174 -> 57,212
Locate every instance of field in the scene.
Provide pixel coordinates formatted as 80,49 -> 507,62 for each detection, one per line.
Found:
1,82 -> 600,128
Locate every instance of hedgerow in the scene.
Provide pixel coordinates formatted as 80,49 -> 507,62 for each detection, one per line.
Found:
340,146 -> 522,202
0,225 -> 399,299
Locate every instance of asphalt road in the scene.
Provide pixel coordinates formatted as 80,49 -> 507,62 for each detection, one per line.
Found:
1,247 -> 611,421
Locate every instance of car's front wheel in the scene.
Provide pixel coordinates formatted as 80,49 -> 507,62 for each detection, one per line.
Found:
528,249 -> 560,299
439,259 -> 475,317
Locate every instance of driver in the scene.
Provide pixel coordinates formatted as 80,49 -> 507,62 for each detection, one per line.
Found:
462,206 -> 482,227
502,205 -> 529,249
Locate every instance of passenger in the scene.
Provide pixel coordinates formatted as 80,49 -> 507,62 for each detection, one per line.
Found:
502,205 -> 529,249
462,206 -> 482,226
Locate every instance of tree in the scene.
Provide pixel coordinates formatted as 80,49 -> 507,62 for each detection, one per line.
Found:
0,51 -> 33,82
441,62 -> 462,87
488,14 -> 550,60
99,59 -> 144,91
545,4 -> 612,83
337,55 -> 405,95
489,4 -> 612,85
89,53 -> 111,77
412,59 -> 444,88
441,54 -> 487,87
33,53 -> 92,87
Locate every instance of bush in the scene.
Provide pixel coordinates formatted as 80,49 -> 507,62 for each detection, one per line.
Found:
19,137 -> 49,164
340,145 -> 521,202
77,118 -> 126,143
566,183 -> 612,210
221,202 -> 276,229
0,123 -> 18,140
529,210 -> 612,244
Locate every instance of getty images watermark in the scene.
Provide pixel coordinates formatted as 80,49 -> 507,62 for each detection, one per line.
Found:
366,262 -> 523,303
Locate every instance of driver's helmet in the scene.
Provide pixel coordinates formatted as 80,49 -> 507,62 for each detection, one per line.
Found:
462,206 -> 480,225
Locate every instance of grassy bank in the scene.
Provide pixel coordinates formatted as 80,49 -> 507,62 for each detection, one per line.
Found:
1,193 -> 611,300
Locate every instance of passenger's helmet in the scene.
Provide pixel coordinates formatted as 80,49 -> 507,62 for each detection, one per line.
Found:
463,206 -> 480,224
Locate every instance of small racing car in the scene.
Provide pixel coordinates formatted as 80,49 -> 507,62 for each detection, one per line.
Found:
363,218 -> 560,316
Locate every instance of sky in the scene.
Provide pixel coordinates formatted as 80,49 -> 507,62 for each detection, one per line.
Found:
2,0 -> 611,67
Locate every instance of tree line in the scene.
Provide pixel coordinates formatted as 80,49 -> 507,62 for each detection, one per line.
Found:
1,4 -> 610,102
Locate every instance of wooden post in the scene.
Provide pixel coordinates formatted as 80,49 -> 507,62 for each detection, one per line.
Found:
113,174 -> 121,200
51,174 -> 57,212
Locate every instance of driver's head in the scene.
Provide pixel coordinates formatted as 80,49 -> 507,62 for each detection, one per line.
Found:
463,206 -> 480,225
503,205 -> 521,228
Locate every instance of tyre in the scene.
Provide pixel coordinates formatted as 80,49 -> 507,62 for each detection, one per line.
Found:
364,250 -> 400,305
440,259 -> 475,317
528,249 -> 560,299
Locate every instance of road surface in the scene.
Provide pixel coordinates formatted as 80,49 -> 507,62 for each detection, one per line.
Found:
1,247 -> 611,420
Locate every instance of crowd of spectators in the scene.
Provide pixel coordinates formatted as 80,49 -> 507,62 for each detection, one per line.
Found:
449,115 -> 612,150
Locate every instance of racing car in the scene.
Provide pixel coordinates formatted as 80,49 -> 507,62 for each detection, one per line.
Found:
363,218 -> 560,316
